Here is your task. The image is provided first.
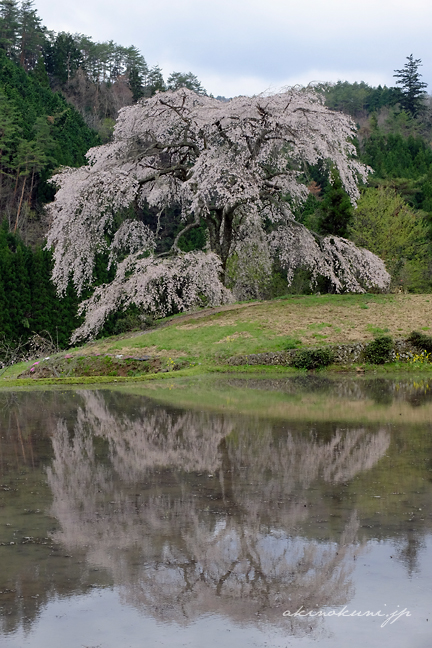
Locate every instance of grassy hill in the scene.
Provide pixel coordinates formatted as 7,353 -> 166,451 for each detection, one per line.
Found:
2,293 -> 432,384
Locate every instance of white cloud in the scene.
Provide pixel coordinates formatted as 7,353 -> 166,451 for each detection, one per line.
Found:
35,0 -> 432,96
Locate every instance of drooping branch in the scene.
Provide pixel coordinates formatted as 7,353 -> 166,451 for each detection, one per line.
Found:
270,220 -> 390,293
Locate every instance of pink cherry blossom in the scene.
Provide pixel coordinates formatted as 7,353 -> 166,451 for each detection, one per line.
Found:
46,88 -> 389,341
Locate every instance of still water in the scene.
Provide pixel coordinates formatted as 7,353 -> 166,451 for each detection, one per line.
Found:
0,375 -> 431,647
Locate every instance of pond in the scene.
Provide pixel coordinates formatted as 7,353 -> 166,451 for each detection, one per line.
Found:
0,375 -> 431,647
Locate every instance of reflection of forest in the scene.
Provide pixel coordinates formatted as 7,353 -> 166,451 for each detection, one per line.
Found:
0,387 -> 430,637
44,391 -> 394,626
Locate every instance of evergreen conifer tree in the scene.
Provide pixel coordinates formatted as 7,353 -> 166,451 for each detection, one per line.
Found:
27,247 -> 50,333
166,71 -> 206,95
128,64 -> 144,101
393,55 -> 428,117
0,222 -> 12,337
0,0 -> 19,59
0,271 -> 8,337
318,167 -> 353,237
18,0 -> 43,71
144,65 -> 166,96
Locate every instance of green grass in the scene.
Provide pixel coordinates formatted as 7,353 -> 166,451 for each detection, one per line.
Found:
0,366 -> 204,388
2,292 -> 432,386
0,360 -> 33,380
105,294 -> 399,361
274,292 -> 392,306
108,321 -> 289,360
367,325 -> 390,336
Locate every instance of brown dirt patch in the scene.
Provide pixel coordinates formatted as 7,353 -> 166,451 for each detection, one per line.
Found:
215,332 -> 253,344
203,295 -> 432,346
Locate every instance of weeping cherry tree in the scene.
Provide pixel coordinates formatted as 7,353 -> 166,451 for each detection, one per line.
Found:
46,88 -> 390,341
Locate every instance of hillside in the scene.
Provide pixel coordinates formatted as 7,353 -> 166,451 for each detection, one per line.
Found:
3,293 -> 432,383
0,49 -> 99,244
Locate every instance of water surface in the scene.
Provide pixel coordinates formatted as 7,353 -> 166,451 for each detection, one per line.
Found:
0,376 -> 431,647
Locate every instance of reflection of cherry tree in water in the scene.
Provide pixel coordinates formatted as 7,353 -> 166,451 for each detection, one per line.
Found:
393,530 -> 426,577
46,391 -> 390,632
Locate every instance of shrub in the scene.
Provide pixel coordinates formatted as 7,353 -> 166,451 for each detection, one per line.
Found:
291,347 -> 334,370
113,313 -> 142,335
285,337 -> 302,350
363,335 -> 393,364
407,331 -> 432,354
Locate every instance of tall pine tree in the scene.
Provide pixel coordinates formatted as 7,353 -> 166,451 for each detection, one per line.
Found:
393,55 -> 428,117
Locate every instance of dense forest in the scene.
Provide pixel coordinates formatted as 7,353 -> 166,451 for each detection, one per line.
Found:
302,76 -> 432,294
1,0 -> 432,354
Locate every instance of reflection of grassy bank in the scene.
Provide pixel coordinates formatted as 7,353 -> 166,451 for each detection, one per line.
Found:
115,374 -> 432,425
4,372 -> 432,428
3,357 -> 432,388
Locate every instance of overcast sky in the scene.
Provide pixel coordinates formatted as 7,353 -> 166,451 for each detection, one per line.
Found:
35,0 -> 432,97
